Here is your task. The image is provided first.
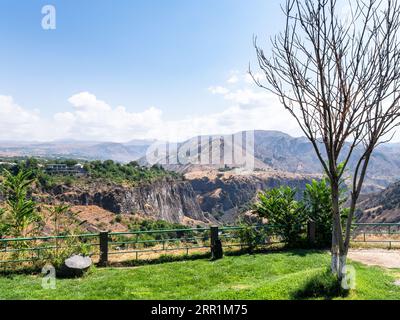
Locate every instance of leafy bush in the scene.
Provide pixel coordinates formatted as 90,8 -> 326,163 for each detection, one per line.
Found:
303,179 -> 332,246
0,169 -> 41,238
0,169 -> 44,264
254,186 -> 306,247
236,223 -> 268,252
34,204 -> 90,268
83,160 -> 179,184
0,157 -> 181,189
114,214 -> 122,223
40,236 -> 92,269
128,219 -> 193,240
303,177 -> 351,247
108,219 -> 204,250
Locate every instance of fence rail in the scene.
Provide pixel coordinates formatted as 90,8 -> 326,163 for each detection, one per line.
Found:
0,224 -> 295,268
1,221 -> 398,268
351,222 -> 400,249
0,233 -> 99,265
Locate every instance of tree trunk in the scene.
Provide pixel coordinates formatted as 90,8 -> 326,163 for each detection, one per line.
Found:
331,216 -> 339,274
330,181 -> 341,275
338,252 -> 347,280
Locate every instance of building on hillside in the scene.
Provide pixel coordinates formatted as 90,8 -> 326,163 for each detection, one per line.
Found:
0,162 -> 17,167
45,163 -> 86,176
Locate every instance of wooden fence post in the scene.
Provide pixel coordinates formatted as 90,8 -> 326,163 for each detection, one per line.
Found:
307,221 -> 316,246
99,231 -> 109,267
210,226 -> 223,260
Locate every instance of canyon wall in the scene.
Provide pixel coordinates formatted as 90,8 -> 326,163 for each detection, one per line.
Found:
35,171 -> 316,225
37,178 -> 213,224
187,170 -> 315,223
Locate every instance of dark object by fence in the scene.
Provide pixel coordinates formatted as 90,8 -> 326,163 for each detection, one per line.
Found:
307,221 -> 316,246
99,231 -> 109,267
59,254 -> 92,278
210,226 -> 223,260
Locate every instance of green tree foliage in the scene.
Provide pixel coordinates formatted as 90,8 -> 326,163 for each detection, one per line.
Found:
254,186 -> 306,246
128,219 -> 194,241
43,204 -> 90,267
1,169 -> 40,238
0,157 -> 180,189
236,223 -> 268,252
47,204 -> 74,237
0,208 -> 9,239
65,160 -> 178,185
303,179 -> 332,246
254,177 -> 350,248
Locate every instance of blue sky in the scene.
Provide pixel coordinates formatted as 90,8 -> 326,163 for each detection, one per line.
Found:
0,1 -> 300,142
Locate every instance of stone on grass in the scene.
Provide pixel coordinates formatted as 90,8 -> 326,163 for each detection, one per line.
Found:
58,255 -> 92,278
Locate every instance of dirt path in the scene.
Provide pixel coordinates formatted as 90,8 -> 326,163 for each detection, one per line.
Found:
348,249 -> 400,269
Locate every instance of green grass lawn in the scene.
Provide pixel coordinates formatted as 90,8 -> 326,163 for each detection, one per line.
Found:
1,250 -> 400,300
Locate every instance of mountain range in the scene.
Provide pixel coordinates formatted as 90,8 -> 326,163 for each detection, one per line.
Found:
142,130 -> 400,192
0,139 -> 154,163
1,130 -> 400,192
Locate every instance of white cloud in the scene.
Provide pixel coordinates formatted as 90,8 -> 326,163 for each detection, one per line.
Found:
245,71 -> 264,84
225,89 -> 271,105
203,77 -> 302,140
208,86 -> 230,95
0,96 -> 42,141
227,75 -> 239,84
68,91 -> 111,111
0,71 -> 305,143
161,101 -> 301,142
209,86 -> 272,106
52,92 -> 164,142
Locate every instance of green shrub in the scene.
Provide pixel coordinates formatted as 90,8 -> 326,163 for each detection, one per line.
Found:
40,204 -> 91,268
40,237 -> 92,269
128,219 -> 193,240
303,179 -> 332,247
236,223 -> 268,252
2,158 -> 181,188
254,186 -> 306,247
84,160 -> 178,184
1,169 -> 41,238
303,177 -> 351,247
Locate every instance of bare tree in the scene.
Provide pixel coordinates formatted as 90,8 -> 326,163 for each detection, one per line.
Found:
253,0 -> 400,279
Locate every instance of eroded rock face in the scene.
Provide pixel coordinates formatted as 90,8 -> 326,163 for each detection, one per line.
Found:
34,171 -> 315,225
356,181 -> 400,223
186,170 -> 316,223
38,178 -> 211,224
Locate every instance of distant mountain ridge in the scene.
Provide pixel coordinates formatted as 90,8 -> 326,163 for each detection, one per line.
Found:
252,131 -> 400,192
0,140 -> 154,163
1,130 -> 400,191
141,130 -> 400,192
